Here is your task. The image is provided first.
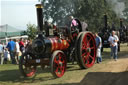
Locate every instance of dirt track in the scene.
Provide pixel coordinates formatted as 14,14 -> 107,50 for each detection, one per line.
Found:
79,55 -> 128,85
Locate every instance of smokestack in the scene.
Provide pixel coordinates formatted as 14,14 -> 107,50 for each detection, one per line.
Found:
35,4 -> 43,32
120,18 -> 123,28
104,14 -> 107,28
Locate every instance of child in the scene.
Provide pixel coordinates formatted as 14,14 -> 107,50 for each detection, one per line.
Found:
4,48 -> 9,64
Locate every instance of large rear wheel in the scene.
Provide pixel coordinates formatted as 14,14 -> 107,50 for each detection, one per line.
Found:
76,32 -> 96,69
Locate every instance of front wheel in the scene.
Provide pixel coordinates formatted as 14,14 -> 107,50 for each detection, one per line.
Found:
50,50 -> 67,78
19,53 -> 36,77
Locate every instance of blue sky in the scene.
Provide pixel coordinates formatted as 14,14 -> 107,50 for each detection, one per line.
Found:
0,0 -> 39,30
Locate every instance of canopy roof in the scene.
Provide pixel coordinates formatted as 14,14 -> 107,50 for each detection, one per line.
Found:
0,24 -> 23,32
0,24 -> 25,38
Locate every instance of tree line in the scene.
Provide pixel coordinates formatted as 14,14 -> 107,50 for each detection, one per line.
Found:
41,0 -> 128,31
26,0 -> 128,39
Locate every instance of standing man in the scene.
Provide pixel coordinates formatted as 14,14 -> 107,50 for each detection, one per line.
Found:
14,39 -> 20,64
6,39 -> 16,64
95,33 -> 102,63
108,31 -> 119,61
0,41 -> 4,65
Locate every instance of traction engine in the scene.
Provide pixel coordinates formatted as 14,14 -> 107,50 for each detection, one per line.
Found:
119,19 -> 128,43
19,4 -> 96,78
98,14 -> 120,52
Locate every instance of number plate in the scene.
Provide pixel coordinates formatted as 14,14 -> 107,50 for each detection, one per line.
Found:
36,59 -> 40,63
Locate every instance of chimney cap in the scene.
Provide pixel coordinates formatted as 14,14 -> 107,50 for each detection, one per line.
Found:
35,4 -> 43,8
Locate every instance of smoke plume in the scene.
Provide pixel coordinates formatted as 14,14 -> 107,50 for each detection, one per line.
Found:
107,0 -> 125,18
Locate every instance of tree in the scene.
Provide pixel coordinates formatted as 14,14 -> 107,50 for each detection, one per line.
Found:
74,0 -> 120,31
41,0 -> 77,25
122,0 -> 128,20
41,0 -> 119,31
26,24 -> 37,40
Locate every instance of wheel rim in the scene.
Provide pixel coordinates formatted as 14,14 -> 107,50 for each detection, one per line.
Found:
20,54 -> 36,77
53,52 -> 66,77
81,33 -> 96,68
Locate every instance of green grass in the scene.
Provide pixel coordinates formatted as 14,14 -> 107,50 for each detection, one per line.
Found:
0,43 -> 128,85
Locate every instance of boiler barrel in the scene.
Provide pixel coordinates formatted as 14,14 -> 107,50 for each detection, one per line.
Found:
32,37 -> 69,54
48,38 -> 69,52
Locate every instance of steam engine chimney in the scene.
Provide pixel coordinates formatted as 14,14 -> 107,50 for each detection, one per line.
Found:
35,4 -> 43,32
120,18 -> 123,28
104,14 -> 107,28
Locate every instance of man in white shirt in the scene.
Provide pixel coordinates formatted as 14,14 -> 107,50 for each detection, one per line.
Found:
15,39 -> 20,64
108,31 -> 119,61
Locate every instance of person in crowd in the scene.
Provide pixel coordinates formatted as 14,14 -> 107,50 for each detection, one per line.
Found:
108,31 -> 119,61
69,16 -> 79,41
24,39 -> 28,48
14,39 -> 20,64
95,33 -> 102,63
0,41 -> 4,65
19,38 -> 25,53
4,48 -> 8,64
6,39 -> 16,64
69,16 -> 78,27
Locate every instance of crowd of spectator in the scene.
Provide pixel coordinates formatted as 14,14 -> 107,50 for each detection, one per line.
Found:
0,38 -> 30,65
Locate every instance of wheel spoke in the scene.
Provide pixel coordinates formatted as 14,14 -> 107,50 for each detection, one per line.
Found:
54,57 -> 59,64
61,59 -> 65,63
90,47 -> 94,49
85,52 -> 90,63
87,38 -> 92,44
83,53 -> 89,63
87,58 -> 90,64
83,41 -> 87,47
83,37 -> 87,47
55,67 -> 59,72
82,52 -> 86,57
58,54 -> 61,60
86,54 -> 90,64
60,67 -> 64,73
89,55 -> 94,60
82,45 -> 86,50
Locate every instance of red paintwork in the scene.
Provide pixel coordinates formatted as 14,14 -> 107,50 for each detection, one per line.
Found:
26,67 -> 36,77
49,37 -> 69,52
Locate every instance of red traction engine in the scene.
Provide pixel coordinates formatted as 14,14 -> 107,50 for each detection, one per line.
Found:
19,4 -> 96,78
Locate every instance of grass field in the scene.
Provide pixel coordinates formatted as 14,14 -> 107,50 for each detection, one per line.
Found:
0,43 -> 128,85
